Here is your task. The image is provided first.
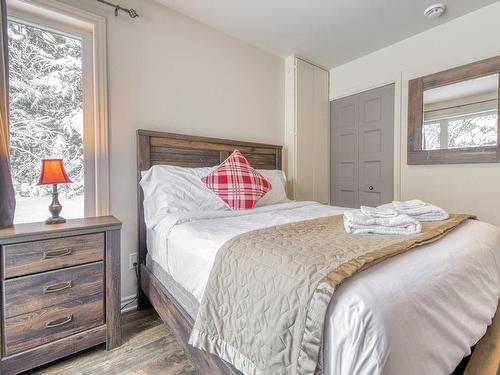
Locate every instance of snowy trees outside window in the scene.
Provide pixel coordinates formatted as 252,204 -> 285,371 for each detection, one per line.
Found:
447,114 -> 497,149
422,112 -> 498,151
8,20 -> 84,223
422,123 -> 440,150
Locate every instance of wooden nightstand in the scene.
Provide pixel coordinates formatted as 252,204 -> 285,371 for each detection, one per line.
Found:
0,216 -> 122,375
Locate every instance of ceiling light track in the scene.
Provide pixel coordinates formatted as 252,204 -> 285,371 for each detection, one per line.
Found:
96,0 -> 139,18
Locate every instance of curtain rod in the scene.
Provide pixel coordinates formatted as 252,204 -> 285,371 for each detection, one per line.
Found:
96,0 -> 139,18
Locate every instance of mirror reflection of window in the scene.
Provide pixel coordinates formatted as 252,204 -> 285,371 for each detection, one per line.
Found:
422,122 -> 440,150
422,73 -> 499,150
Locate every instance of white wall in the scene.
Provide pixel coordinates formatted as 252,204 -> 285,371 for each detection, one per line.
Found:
56,0 -> 284,302
330,2 -> 500,227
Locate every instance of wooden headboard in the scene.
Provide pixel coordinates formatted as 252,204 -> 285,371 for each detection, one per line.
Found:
136,129 -> 283,268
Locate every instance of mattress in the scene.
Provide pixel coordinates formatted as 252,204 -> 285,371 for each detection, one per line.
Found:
146,253 -> 199,319
146,201 -> 500,375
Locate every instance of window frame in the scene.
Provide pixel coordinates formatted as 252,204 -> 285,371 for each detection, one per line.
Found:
7,0 -> 109,217
408,55 -> 500,165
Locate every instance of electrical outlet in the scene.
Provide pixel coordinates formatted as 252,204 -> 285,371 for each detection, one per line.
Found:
129,253 -> 138,270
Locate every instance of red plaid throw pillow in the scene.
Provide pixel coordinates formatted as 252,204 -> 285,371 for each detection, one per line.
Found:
201,150 -> 272,210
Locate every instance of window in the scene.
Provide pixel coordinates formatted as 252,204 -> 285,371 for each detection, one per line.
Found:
7,1 -> 108,224
8,19 -> 84,223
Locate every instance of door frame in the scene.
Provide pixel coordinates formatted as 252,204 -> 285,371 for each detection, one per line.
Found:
330,73 -> 402,201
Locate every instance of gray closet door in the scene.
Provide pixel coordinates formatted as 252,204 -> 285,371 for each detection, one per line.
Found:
358,84 -> 394,206
331,93 -> 359,208
331,84 -> 394,208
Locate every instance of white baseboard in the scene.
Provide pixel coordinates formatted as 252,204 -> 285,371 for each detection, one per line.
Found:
120,294 -> 138,313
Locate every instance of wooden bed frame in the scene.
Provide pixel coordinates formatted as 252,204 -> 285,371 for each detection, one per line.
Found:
136,129 -> 282,374
136,129 -> 498,375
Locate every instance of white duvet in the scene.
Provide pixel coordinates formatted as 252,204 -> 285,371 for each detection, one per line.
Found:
147,201 -> 500,375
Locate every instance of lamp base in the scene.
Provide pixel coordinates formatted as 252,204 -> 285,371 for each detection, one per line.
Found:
45,184 -> 66,225
45,216 -> 66,225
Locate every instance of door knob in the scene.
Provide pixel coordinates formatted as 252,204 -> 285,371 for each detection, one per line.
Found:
369,186 -> 374,191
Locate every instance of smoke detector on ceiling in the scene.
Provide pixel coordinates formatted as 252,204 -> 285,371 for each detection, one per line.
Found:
424,3 -> 446,19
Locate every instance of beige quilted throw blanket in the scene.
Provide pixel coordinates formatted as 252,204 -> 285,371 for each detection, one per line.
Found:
189,213 -> 474,375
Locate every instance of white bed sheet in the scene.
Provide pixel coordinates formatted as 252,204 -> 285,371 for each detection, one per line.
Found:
147,201 -> 500,375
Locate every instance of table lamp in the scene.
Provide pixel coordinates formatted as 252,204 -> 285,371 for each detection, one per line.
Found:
38,159 -> 73,224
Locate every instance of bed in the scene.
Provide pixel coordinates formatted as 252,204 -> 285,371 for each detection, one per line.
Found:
136,129 -> 500,375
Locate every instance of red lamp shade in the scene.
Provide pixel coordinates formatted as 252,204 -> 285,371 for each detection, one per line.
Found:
38,159 -> 72,185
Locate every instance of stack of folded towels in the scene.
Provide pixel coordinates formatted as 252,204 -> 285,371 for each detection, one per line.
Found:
343,200 -> 448,235
380,199 -> 449,222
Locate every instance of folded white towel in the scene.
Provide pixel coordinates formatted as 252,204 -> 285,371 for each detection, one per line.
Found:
392,199 -> 426,209
360,205 -> 398,218
380,200 -> 449,222
344,209 -> 422,235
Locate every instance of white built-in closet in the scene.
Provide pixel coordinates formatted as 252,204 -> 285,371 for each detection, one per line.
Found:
284,56 -> 330,203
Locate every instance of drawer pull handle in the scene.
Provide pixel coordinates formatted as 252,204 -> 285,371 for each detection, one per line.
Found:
43,281 -> 72,294
43,248 -> 73,259
44,314 -> 73,329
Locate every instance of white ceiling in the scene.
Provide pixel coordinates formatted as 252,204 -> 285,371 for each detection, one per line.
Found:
153,0 -> 499,68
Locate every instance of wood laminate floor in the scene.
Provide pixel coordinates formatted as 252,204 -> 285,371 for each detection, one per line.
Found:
24,309 -> 196,375
23,306 -> 499,375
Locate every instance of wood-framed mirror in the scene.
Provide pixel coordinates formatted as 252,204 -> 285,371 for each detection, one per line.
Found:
408,55 -> 500,165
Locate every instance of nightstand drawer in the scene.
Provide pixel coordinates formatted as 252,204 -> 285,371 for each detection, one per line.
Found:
3,233 -> 104,278
4,294 -> 104,356
4,262 -> 103,318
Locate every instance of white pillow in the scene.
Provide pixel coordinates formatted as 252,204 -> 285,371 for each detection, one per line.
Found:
254,169 -> 289,207
140,165 -> 229,228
